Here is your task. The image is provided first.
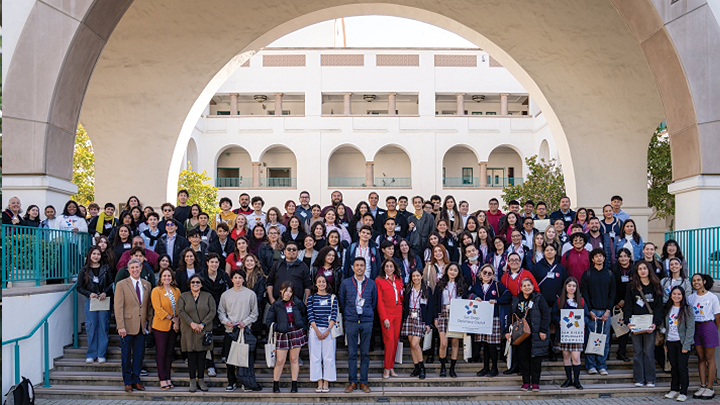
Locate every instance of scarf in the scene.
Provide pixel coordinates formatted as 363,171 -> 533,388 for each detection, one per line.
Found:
143,229 -> 162,247
95,212 -> 117,234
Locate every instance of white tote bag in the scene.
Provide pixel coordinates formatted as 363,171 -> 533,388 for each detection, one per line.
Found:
610,306 -> 630,337
395,341 -> 404,364
265,323 -> 277,368
463,334 -> 472,362
585,320 -> 607,356
227,328 -> 250,368
422,328 -> 433,352
330,295 -> 344,338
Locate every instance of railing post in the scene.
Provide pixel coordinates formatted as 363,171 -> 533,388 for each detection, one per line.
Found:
14,341 -> 21,385
73,287 -> 79,348
44,321 -> 51,387
34,227 -> 41,286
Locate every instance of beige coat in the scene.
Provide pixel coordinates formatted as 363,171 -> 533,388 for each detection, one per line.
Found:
114,277 -> 152,335
177,291 -> 216,352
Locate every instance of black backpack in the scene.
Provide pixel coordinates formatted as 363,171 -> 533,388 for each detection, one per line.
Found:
4,376 -> 34,405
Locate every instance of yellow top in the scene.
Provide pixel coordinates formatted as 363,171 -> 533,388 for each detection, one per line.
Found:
151,285 -> 181,332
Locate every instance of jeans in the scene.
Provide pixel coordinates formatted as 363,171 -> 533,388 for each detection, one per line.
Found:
84,299 -> 110,359
120,333 -> 145,385
585,310 -> 611,371
631,331 -> 656,384
667,340 -> 690,395
346,321 -> 373,384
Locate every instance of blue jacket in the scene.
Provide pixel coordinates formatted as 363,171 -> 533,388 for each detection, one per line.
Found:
484,252 -> 507,279
339,276 -> 378,323
615,235 -> 644,261
343,241 -> 381,279
461,260 -> 484,290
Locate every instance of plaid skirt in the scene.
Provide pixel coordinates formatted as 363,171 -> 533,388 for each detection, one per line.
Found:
401,310 -> 426,337
276,327 -> 307,350
437,306 -> 451,333
474,317 -> 502,344
558,341 -> 584,352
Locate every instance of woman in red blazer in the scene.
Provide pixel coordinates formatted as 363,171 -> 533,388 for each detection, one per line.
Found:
376,259 -> 405,379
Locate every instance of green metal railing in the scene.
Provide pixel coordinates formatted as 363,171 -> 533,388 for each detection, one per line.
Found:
2,282 -> 79,387
374,177 -> 411,188
2,225 -> 93,287
216,177 -> 243,188
487,177 -> 524,188
443,177 -> 479,187
261,177 -> 296,188
665,226 -> 720,279
328,177 -> 366,188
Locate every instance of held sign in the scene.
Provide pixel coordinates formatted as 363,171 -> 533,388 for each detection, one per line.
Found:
560,309 -> 585,344
448,299 -> 494,335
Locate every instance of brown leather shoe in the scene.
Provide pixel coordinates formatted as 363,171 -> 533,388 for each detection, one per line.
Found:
344,383 -> 357,393
359,383 -> 371,393
131,383 -> 145,391
124,385 -> 133,392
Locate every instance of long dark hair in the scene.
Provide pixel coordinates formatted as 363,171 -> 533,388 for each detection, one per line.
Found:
436,263 -> 467,295
62,200 -> 80,217
94,235 -> 115,267
404,269 -> 428,299
621,219 -> 642,244
438,195 -> 461,227
464,216 -> 479,232
378,258 -> 402,279
311,274 -> 333,295
82,246 -> 104,284
113,224 -> 134,246
313,245 -> 340,269
248,224 -> 267,253
23,205 -> 40,221
661,239 -> 685,261
667,257 -> 687,282
630,261 -> 662,295
177,247 -> 199,272
664,285 -> 688,323
557,277 -> 581,307
498,212 -> 521,237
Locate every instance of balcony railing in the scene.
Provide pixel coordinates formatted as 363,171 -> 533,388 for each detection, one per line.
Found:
261,177 -> 296,188
487,177 -> 524,188
329,177 -> 366,188
2,225 -> 93,287
374,177 -> 411,188
443,177 -> 479,188
216,177 -> 243,188
665,226 -> 720,279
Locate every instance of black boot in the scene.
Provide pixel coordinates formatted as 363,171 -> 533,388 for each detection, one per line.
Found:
273,381 -> 280,393
560,366 -> 573,388
471,341 -> 482,363
573,365 -> 583,390
477,344 -> 490,376
291,381 -> 298,393
439,357 -> 447,377
426,352 -> 435,364
418,362 -> 426,380
489,344 -> 499,376
449,359 -> 458,378
410,363 -> 420,377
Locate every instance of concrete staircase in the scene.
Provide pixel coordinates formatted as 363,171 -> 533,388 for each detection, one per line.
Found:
35,328 -> 704,402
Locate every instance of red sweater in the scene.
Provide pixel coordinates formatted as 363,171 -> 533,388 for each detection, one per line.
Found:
561,248 -> 590,281
486,211 -> 504,235
376,277 -> 404,321
500,269 -> 539,296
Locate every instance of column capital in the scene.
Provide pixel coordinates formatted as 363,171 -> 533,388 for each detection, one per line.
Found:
343,92 -> 353,96
388,92 -> 397,96
230,93 -> 239,97
365,161 -> 375,166
274,93 -> 284,97
499,93 -> 509,97
478,161 -> 488,166
455,93 -> 465,97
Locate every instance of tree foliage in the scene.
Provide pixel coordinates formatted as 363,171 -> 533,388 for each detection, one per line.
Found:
647,122 -> 674,222
502,155 -> 566,211
72,124 -> 95,206
178,163 -> 220,217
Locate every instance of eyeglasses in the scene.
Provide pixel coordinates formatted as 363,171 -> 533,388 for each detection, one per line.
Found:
508,259 -> 521,263
286,248 -> 298,252
481,271 -> 494,276
190,281 -> 202,285
166,223 -> 176,227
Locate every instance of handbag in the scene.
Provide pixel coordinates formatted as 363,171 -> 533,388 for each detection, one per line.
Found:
329,294 -> 344,338
638,290 -> 665,346
610,306 -> 630,337
510,313 -> 531,345
585,320 -> 607,355
194,296 -> 212,346
265,322 -> 277,368
227,328 -> 250,368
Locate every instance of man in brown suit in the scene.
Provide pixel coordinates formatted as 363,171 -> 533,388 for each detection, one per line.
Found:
114,258 -> 152,392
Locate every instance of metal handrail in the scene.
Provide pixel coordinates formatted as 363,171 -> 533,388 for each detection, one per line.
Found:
2,282 -> 79,386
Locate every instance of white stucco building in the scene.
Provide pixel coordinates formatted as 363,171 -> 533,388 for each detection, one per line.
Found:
186,47 -> 559,209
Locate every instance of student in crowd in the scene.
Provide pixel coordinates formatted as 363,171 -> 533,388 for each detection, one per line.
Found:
150,268 -> 181,390
430,195 -> 442,217
376,216 -> 401,248
461,244 -> 484,289
500,252 -> 538,297
130,206 -> 146,233
506,229 -> 529,268
225,236 -> 249,275
688,274 -> 720,400
463,216 -> 481,243
367,191 -> 385,220
407,196 -> 435,257
520,217 -> 537,249
299,235 -> 319,269
553,218 -> 569,245
248,225 -> 273,272
59,200 -> 89,234
581,249 -> 615,375
326,230 -> 346,263
531,243 -> 568,361
552,277 -> 588,390
435,219 -> 459,263
561,232 -> 591,281
402,269 -> 433,380
624,261 -> 663,388
88,203 -> 116,236
349,201 -> 371,240
140,212 -> 163,253
173,190 -> 191,224
323,208 -> 351,245
396,238 -> 422,285
304,204 -> 323,234
241,254 -> 268,341
282,216 -> 306,244
339,257 -> 378,393
543,225 -> 561,255
40,205 -> 59,229
322,191 -> 354,218
344,225 -> 381,279
377,196 -> 409,238
661,258 -> 691,303
549,196 -> 575,230
469,264 -> 511,377
435,195 -> 463,234
198,254 -> 230,375
267,281 -> 307,393
527,233 -> 546,271
505,277 -> 551,392
397,196 -> 412,219
119,196 -> 142,219
498,212 -> 521,245
112,225 -> 134,267
569,207 -> 589,234
639,242 -> 662,278
158,219 -> 189,269
182,204 -> 201,233
661,239 -> 687,276
612,247 -> 634,362
474,211 -> 496,239
601,204 -> 622,238
94,235 -> 116,274
434,263 -> 467,378
158,204 -> 184,237
312,246 -> 344,294
611,195 -> 630,222
534,202 -> 549,221
232,193 -> 252,216
218,269 -> 260,392
265,207 -> 287,235
376,259 -> 405,379
309,221 -> 327,251
266,225 -> 285,265
486,236 -> 507,279
458,232 -> 477,264
208,223 -> 233,269
307,274 -> 339,392
267,241 -> 312,303
423,233 -> 442,264
77,246 -> 113,364
586,217 -> 615,266
175,248 -> 200,293
212,197 -> 237,231
230,214 -> 248,240
282,200 -> 297,227
664,286 -> 695,402
294,191 -> 312,221
616,219 -> 644,261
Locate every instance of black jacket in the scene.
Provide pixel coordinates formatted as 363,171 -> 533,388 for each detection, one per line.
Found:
508,292 -> 551,358
375,211 -> 409,238
266,296 -> 307,333
624,283 -> 664,327
281,228 -> 307,244
431,281 -> 468,320
157,233 -> 190,269
310,265 -> 344,295
530,258 -> 568,307
267,259 -> 312,301
208,237 -> 234,269
402,285 -> 433,326
581,266 -> 617,312
199,269 -> 231,304
77,264 -> 113,298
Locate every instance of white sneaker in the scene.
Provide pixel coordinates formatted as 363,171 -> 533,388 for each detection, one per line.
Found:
694,387 -> 706,398
676,394 -> 687,402
634,382 -> 645,387
599,369 -> 608,375
587,368 -> 598,375
207,367 -> 217,377
665,391 -> 679,399
97,357 -> 106,364
701,388 -> 715,399
646,382 -> 656,388
85,358 -> 94,363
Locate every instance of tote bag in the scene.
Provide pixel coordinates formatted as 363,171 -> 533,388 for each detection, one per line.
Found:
265,323 -> 277,368
395,341 -> 404,364
422,328 -> 433,352
610,306 -> 630,337
330,295 -> 344,338
585,320 -> 607,356
463,333 -> 472,362
227,328 -> 250,368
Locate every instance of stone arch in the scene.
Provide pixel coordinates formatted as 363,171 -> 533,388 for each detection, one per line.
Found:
328,144 -> 367,187
539,139 -> 550,162
185,137 -> 199,171
258,145 -> 298,188
214,144 -> 252,188
373,144 -> 412,188
486,144 -> 524,188
442,145 -> 480,187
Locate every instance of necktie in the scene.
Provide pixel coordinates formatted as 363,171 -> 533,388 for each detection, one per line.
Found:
135,281 -> 142,303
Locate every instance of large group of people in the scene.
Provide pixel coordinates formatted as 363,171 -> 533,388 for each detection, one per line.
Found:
4,190 -> 720,400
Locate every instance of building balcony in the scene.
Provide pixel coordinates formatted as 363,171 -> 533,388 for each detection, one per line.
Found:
374,177 -> 411,188
328,177 -> 366,188
216,177 -> 244,188
260,177 -> 296,188
443,177 -> 479,188
488,177 -> 524,188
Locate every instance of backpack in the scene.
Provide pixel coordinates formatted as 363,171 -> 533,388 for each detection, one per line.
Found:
4,377 -> 34,405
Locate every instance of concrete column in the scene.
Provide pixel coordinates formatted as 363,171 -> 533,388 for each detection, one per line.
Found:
479,161 -> 488,188
456,93 -> 465,115
669,175 -> 720,230
252,162 -> 261,188
274,93 -> 283,116
388,92 -> 397,115
230,93 -> 238,115
365,161 -> 374,187
500,93 -> 509,116
343,93 -> 352,115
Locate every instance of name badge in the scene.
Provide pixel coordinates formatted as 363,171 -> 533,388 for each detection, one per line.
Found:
104,223 -> 112,229
609,231 -> 616,239
285,305 -> 293,313
201,235 -> 208,242
300,212 -> 307,218
223,251 -> 228,257
420,298 -> 428,305
92,276 -> 100,284
528,301 -> 534,309
320,299 -> 329,306
323,270 -> 332,277
357,298 -> 366,307
636,298 -> 645,307
123,243 -> 131,249
410,311 -> 418,318
395,225 -> 401,232
621,275 -> 630,283
564,216 -> 571,222
568,299 -> 577,308
644,294 -> 654,303
236,261 -> 242,267
448,240 -> 454,246
546,271 -> 555,279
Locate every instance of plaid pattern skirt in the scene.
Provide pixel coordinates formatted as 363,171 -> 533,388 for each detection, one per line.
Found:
437,306 -> 451,333
558,341 -> 584,352
474,317 -> 502,344
276,327 -> 307,350
401,310 -> 426,337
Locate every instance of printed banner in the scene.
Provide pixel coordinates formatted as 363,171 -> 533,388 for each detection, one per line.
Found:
560,309 -> 585,343
448,299 -> 494,335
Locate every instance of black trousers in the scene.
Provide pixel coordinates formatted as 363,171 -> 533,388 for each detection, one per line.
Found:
616,332 -> 630,357
667,341 -> 690,395
222,329 -> 259,388
186,351 -> 206,380
517,339 -> 542,385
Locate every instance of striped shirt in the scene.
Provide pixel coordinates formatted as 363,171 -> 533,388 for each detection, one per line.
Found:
307,293 -> 339,329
